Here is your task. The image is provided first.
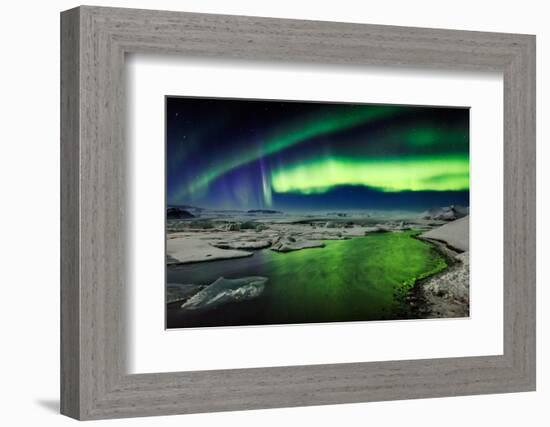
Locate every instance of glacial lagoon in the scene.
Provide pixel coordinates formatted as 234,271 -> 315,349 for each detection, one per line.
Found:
166,231 -> 448,328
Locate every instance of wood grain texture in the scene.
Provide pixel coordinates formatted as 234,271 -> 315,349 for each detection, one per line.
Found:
60,5 -> 536,420
60,7 -> 81,419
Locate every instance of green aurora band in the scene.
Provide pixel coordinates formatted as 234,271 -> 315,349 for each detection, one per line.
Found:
172,105 -> 404,201
271,154 -> 469,194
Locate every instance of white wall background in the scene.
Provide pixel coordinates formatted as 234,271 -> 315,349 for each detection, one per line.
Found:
0,0 -> 546,425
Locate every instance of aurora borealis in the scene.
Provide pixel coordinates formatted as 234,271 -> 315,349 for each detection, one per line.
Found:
166,97 -> 469,211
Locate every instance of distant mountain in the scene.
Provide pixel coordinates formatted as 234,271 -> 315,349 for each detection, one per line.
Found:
421,205 -> 469,221
247,209 -> 283,214
167,207 -> 195,219
327,212 -> 350,217
168,204 -> 202,211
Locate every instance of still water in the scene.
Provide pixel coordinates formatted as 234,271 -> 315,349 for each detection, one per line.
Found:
166,231 -> 447,328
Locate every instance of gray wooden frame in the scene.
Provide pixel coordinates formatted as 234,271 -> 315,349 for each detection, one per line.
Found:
60,5 -> 536,420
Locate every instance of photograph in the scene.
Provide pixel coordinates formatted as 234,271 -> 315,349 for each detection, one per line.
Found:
165,97 -> 470,329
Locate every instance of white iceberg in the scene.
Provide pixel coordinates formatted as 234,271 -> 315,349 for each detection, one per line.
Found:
180,276 -> 268,311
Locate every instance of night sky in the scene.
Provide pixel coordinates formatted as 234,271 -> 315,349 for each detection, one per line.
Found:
166,97 -> 469,212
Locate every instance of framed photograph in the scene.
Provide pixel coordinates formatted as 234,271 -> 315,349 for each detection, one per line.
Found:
165,97 -> 471,329
61,6 -> 536,420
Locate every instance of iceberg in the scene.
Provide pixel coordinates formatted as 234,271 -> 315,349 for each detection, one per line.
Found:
180,276 -> 268,311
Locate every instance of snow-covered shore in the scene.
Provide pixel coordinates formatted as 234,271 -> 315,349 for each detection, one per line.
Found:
413,216 -> 470,318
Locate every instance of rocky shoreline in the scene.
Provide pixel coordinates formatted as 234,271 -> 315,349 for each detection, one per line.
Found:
408,217 -> 470,318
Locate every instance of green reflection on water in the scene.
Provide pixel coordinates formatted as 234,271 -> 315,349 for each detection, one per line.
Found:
259,230 -> 447,323
167,230 -> 449,327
